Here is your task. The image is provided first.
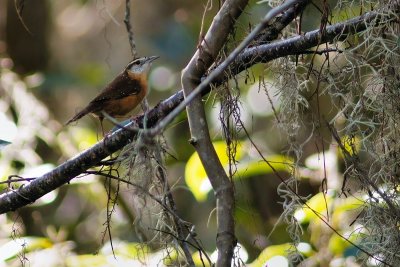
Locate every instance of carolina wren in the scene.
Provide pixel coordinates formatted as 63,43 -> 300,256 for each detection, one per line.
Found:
66,56 -> 159,125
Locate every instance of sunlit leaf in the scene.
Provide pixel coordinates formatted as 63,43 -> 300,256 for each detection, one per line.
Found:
294,191 -> 335,224
331,196 -> 364,226
236,154 -> 292,178
328,231 -> 361,256
249,243 -> 291,267
249,242 -> 313,267
192,250 -> 212,267
100,241 -> 150,258
161,249 -> 180,265
297,242 -> 313,257
185,141 -> 244,201
331,6 -> 362,24
68,127 -> 98,151
66,255 -> 108,267
185,141 -> 292,201
0,237 -> 52,261
98,241 -> 176,266
338,135 -> 361,158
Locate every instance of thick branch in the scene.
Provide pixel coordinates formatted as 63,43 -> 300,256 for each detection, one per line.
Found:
227,5 -> 393,77
182,1 -> 249,266
0,6 -> 393,214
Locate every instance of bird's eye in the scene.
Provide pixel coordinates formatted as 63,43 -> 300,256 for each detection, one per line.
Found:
134,60 -> 141,65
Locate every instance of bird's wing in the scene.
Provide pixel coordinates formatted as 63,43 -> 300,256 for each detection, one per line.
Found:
90,71 -> 142,103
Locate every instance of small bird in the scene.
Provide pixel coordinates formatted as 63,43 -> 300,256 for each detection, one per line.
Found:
66,56 -> 159,126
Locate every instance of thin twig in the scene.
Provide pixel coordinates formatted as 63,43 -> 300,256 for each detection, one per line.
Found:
4,176 -> 36,186
123,0 -> 137,58
13,0 -> 32,34
155,166 -> 196,266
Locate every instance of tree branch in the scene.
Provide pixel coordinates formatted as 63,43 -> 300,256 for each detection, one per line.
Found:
181,0 -> 250,265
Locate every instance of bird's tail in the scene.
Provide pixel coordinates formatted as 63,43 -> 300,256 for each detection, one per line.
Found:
65,107 -> 91,125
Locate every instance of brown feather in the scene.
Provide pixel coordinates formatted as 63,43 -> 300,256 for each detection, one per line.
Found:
65,105 -> 93,125
91,70 -> 142,102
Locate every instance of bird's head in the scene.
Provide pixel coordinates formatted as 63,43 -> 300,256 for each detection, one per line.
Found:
126,56 -> 159,75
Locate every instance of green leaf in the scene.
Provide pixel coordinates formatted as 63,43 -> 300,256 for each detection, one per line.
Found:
328,231 -> 361,256
250,242 -> 313,267
0,237 -> 52,261
185,141 -> 292,201
100,241 -> 150,258
236,154 -> 291,178
66,255 -> 108,267
68,127 -> 98,151
338,135 -> 361,158
331,6 -> 362,24
332,196 -> 364,216
294,191 -> 335,224
249,243 -> 291,267
192,250 -> 212,267
185,141 -> 243,201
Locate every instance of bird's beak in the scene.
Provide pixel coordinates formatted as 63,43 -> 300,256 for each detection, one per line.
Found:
147,56 -> 159,63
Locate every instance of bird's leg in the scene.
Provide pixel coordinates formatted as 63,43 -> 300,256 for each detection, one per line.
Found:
99,116 -> 105,137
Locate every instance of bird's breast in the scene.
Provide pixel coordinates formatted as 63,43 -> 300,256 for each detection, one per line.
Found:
102,93 -> 146,117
